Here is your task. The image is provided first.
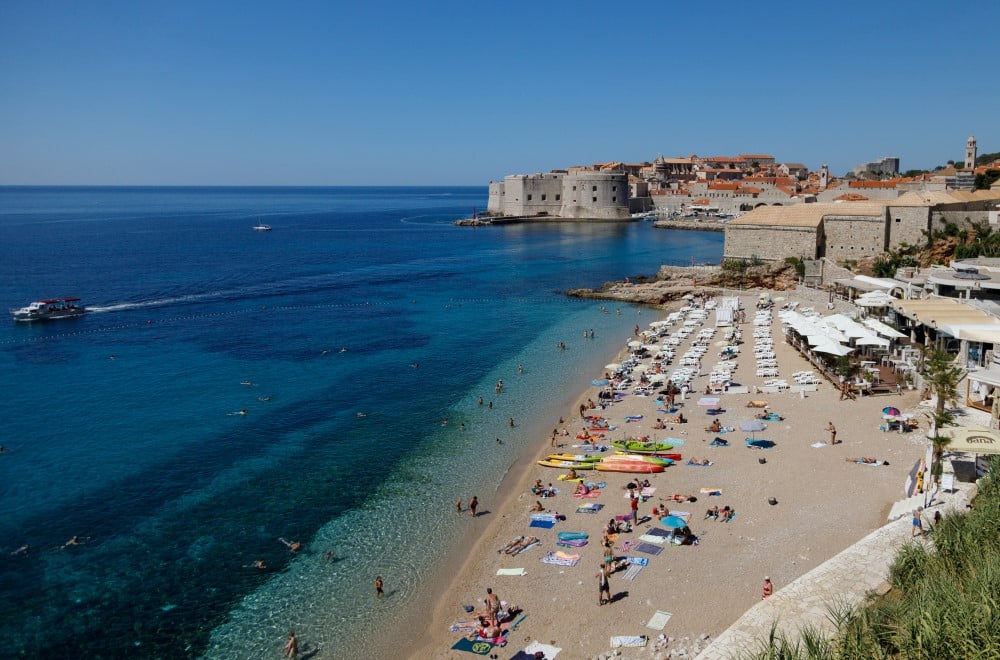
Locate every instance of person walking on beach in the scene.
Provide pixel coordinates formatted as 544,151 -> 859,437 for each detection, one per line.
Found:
629,493 -> 639,524
911,510 -> 924,538
762,576 -> 773,599
826,421 -> 837,445
284,630 -> 298,658
597,563 -> 611,605
374,575 -> 384,597
469,496 -> 478,517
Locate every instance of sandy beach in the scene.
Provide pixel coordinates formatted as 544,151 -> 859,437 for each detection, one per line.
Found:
415,289 -> 926,659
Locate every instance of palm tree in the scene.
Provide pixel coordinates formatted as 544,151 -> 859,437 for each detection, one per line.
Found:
921,347 -> 963,487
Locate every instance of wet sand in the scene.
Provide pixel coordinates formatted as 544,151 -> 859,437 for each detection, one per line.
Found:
415,291 -> 925,659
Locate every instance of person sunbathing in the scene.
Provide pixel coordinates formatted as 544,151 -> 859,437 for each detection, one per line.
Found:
720,506 -> 735,522
668,493 -> 694,503
653,418 -> 666,430
706,419 -> 722,432
529,500 -> 546,512
705,506 -> 719,519
574,482 -> 591,496
688,458 -> 711,465
666,413 -> 686,424
845,457 -> 887,465
503,536 -> 538,555
710,437 -> 729,446
499,535 -> 525,554
566,468 -> 578,480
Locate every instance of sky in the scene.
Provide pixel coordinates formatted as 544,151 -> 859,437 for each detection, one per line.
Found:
1,0 -> 998,185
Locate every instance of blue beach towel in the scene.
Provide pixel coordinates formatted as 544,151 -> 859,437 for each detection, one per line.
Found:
529,519 -> 554,529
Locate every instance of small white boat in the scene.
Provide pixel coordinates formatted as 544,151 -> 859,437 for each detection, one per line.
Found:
252,224 -> 272,231
11,297 -> 86,322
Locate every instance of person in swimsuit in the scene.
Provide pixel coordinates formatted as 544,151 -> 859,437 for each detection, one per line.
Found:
597,563 -> 611,605
762,577 -> 773,599
469,496 -> 478,517
284,630 -> 298,658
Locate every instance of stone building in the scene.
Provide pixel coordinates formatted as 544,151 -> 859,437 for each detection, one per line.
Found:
487,170 -> 631,220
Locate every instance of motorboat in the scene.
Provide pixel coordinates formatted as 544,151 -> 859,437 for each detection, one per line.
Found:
11,297 -> 86,322
252,224 -> 272,231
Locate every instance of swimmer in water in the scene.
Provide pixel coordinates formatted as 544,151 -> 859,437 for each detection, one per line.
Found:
11,544 -> 29,556
321,348 -> 330,355
356,412 -> 367,418
410,362 -> 419,369
339,348 -> 348,353
258,396 -> 271,402
279,538 -> 302,553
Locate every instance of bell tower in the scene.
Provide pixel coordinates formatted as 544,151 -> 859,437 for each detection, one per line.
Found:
965,134 -> 977,170
819,164 -> 829,190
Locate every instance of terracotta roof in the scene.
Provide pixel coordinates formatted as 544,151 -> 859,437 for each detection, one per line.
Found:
738,154 -> 775,160
708,182 -> 740,190
849,180 -> 898,188
834,193 -> 870,201
738,186 -> 762,195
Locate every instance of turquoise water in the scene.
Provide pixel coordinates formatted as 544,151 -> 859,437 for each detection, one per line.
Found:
0,187 -> 723,657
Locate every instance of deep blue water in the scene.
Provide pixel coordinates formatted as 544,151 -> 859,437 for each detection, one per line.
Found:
0,186 -> 723,657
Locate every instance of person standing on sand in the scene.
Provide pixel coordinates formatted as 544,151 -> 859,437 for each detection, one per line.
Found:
629,493 -> 639,524
374,575 -> 384,596
469,496 -> 478,517
485,587 -> 500,625
762,577 -> 773,599
284,630 -> 298,658
455,499 -> 462,513
597,563 -> 611,605
826,421 -> 837,445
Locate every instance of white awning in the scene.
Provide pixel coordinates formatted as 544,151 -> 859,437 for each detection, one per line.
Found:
863,318 -> 907,339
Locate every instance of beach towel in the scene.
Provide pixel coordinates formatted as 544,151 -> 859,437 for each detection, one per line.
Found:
530,512 -> 558,521
557,531 -> 587,541
610,635 -> 648,648
625,415 -> 644,421
624,487 -> 656,498
621,563 -> 644,581
720,511 -> 738,523
496,568 -> 527,576
746,438 -> 775,449
576,503 -> 604,514
857,460 -> 886,466
634,542 -> 664,556
665,437 -> 685,447
616,540 -> 636,553
573,490 -> 602,499
513,541 -> 540,556
512,641 -> 561,659
687,460 -> 713,466
646,610 -> 673,631
643,527 -> 671,538
540,551 -> 580,567
626,555 -> 649,566
697,397 -> 720,407
671,511 -> 691,520
638,534 -> 666,545
529,519 -> 554,529
700,487 -> 722,495
556,538 -> 588,548
450,637 -> 493,654
449,620 -> 478,633
811,442 -> 827,448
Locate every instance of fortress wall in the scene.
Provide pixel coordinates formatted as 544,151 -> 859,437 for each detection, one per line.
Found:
887,205 -> 929,249
487,181 -> 505,215
724,225 -> 819,261
560,172 -> 630,219
823,215 -> 887,259
500,174 -> 563,216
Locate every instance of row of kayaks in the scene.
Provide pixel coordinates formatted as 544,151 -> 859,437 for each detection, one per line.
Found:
538,452 -> 679,473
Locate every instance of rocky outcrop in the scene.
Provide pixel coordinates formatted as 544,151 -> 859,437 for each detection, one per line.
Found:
566,262 -> 799,305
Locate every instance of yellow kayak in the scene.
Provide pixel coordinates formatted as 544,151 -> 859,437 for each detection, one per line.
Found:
547,453 -> 602,463
537,459 -> 598,470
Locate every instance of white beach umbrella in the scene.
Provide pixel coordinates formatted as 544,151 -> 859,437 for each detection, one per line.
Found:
605,363 -> 621,371
627,340 -> 642,349
633,363 -> 651,373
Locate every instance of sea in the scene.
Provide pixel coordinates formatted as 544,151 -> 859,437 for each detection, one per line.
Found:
0,186 -> 723,658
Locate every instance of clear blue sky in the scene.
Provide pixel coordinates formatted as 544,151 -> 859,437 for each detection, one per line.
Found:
1,1 -> 997,185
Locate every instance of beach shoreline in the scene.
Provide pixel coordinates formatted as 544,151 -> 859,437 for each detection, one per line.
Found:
417,288 -> 925,659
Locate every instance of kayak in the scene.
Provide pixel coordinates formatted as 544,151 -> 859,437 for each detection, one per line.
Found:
603,454 -> 672,466
614,450 -> 682,461
604,452 -> 674,467
538,460 -> 597,470
548,453 -> 602,463
612,439 -> 674,453
596,462 -> 665,473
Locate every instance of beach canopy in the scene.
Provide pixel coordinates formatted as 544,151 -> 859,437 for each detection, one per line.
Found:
813,341 -> 853,356
937,426 -> 1000,455
741,420 -> 767,432
660,515 -> 687,529
628,340 -> 642,349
